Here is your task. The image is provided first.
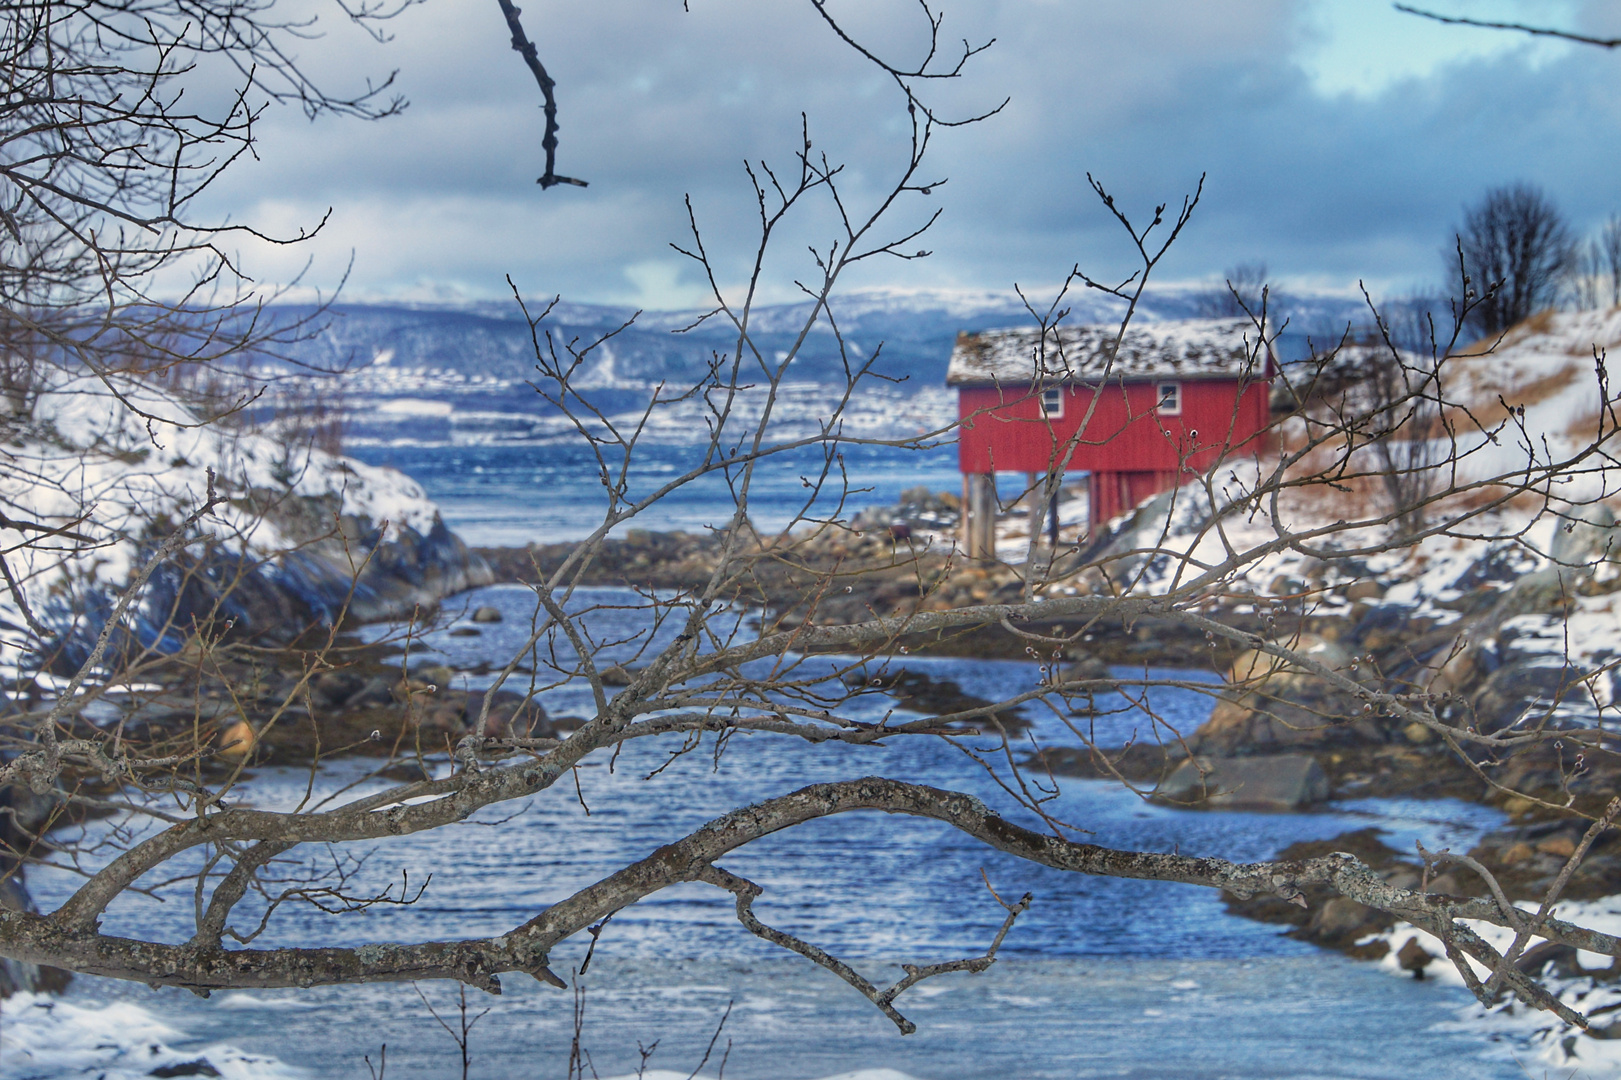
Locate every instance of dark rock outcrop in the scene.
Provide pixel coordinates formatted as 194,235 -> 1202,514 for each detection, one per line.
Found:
1221,828 -> 1407,956
1153,754 -> 1329,811
1188,634 -> 1387,756
847,666 -> 1030,730
49,499 -> 491,672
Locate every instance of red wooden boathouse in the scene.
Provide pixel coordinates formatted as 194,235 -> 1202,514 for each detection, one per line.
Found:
948,318 -> 1274,559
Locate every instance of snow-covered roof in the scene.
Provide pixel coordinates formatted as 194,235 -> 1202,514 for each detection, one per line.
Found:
945,318 -> 1267,387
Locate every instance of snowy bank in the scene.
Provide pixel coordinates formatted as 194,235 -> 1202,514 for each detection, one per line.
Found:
0,372 -> 491,676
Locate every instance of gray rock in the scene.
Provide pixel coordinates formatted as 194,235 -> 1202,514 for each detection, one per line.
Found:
149,1060 -> 222,1077
1061,650 -> 1112,683
1471,657 -> 1586,731
1311,896 -> 1377,943
312,670 -> 364,706
1514,940 -> 1581,978
1343,579 -> 1384,603
409,663 -> 454,689
47,510 -> 496,671
1493,566 -> 1576,619
1153,754 -> 1330,811
1550,503 -> 1621,566
471,605 -> 503,623
462,689 -> 549,739
1397,937 -> 1435,977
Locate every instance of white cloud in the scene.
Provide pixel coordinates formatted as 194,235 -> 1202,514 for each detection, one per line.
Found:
176,0 -> 1621,309
622,260 -> 712,310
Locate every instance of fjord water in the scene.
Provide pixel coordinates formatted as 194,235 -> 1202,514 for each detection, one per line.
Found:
344,441 -> 966,544
15,583 -> 1526,1080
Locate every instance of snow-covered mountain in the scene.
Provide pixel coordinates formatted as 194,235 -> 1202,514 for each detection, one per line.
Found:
252,287 -> 1373,447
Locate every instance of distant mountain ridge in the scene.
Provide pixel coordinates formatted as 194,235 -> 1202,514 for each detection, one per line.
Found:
252,287 -> 1379,447
262,286 -> 1373,383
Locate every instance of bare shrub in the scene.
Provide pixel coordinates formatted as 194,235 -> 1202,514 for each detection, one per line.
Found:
1,0 -> 1621,1059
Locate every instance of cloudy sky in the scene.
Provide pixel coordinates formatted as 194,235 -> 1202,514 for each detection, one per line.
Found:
202,0 -> 1621,309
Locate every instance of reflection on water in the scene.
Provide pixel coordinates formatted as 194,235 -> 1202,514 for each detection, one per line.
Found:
18,587 -> 1521,1078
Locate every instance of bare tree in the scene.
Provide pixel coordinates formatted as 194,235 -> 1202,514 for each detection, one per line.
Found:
1195,261 -> 1269,317
1452,182 -> 1576,337
0,0 -> 416,376
0,0 -> 427,648
1573,215 -> 1621,311
0,0 -> 435,995
1600,215 -> 1621,308
3,1 -> 1621,1065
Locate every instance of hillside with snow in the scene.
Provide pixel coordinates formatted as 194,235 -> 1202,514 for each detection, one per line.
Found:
1064,307 -> 1621,735
0,373 -> 486,677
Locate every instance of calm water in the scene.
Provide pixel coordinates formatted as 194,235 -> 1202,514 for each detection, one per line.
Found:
11,586 -> 1529,1080
345,442 -> 965,545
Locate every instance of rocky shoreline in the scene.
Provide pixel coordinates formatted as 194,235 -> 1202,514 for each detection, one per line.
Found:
460,490 -> 1621,982
20,482 -> 1621,999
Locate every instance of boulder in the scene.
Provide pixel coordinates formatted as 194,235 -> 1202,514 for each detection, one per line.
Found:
463,689 -> 549,739
1061,650 -> 1112,684
409,663 -> 454,690
1550,503 -> 1621,566
1396,936 -> 1435,978
472,605 -> 504,624
1537,834 -> 1578,858
1310,896 -> 1379,945
1400,721 -> 1433,744
1191,634 -> 1378,753
1343,579 -> 1384,603
1226,634 -> 1357,686
1470,657 -> 1586,731
1514,940 -> 1580,979
408,697 -> 466,736
216,719 -> 256,760
1153,754 -> 1330,811
149,1060 -> 222,1077
1494,567 -> 1576,617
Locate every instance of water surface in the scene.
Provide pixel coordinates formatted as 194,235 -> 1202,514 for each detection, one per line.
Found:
13,587 -> 1522,1079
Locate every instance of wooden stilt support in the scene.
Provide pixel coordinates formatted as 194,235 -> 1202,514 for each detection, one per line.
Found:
960,473 -> 972,555
1025,472 -> 1043,547
966,472 -> 997,561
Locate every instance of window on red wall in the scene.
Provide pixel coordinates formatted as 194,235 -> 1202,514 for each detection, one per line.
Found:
1156,382 -> 1182,416
1041,386 -> 1064,419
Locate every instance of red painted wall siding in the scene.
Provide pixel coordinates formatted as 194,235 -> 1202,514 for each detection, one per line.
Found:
956,378 -> 1271,475
1087,469 -> 1189,527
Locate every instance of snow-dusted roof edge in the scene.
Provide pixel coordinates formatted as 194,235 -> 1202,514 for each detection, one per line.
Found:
945,318 -> 1273,387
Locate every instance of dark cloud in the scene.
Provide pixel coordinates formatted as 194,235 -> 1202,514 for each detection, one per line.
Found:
192,0 -> 1621,308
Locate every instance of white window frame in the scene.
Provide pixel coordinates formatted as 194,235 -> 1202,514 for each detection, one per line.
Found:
1155,381 -> 1182,417
1040,386 -> 1065,419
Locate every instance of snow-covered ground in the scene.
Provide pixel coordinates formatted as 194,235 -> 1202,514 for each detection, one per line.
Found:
1058,308 -> 1621,688
0,987 -> 923,1080
0,992 -> 302,1080
1365,897 -> 1621,1074
0,372 -> 442,675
